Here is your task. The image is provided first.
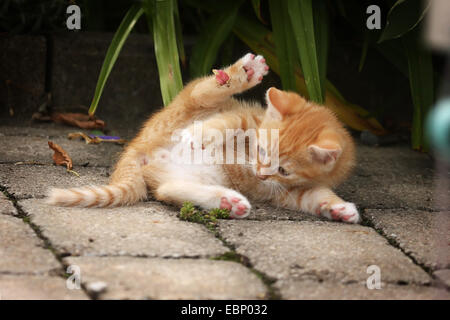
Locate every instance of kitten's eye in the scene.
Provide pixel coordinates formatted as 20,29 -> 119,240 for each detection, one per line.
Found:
278,166 -> 289,176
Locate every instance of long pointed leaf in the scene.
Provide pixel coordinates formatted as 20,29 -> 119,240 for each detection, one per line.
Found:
268,0 -> 297,91
88,4 -> 144,115
313,0 -> 329,99
251,0 -> 266,24
173,0 -> 186,67
403,27 -> 434,151
189,0 -> 243,78
232,15 -> 386,135
146,0 -> 183,106
184,1 -> 386,135
288,0 -> 324,103
379,0 -> 430,43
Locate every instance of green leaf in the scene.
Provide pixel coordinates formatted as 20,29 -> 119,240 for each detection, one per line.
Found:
189,0 -> 243,78
173,0 -> 186,68
232,14 -> 386,136
268,0 -> 297,91
186,1 -> 386,135
313,0 -> 329,99
220,33 -> 236,67
145,0 -> 183,106
379,0 -> 430,43
403,26 -> 434,151
287,0 -> 324,103
251,0 -> 266,24
88,3 -> 144,116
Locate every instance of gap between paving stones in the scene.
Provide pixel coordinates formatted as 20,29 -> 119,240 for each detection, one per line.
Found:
359,207 -> 445,290
1,183 -> 277,299
172,204 -> 282,299
0,184 -> 96,299
210,233 -> 282,300
238,202 -> 446,289
2,181 -> 446,298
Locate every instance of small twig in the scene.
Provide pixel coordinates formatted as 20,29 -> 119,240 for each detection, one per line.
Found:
14,161 -> 50,166
67,169 -> 80,177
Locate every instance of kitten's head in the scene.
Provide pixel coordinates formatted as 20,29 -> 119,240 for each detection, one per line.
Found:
254,87 -> 355,187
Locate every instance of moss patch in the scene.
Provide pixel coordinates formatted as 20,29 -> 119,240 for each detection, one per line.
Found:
178,201 -> 230,232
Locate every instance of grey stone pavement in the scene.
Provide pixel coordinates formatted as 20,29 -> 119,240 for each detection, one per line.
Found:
0,124 -> 449,300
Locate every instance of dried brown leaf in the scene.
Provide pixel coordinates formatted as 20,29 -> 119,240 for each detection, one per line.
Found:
68,132 -> 100,144
48,141 -> 73,170
51,112 -> 106,130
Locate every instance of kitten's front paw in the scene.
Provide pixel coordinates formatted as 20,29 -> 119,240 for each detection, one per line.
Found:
213,69 -> 230,86
220,192 -> 251,219
317,202 -> 360,224
241,53 -> 269,84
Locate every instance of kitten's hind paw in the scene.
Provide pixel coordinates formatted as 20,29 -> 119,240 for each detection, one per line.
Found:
220,193 -> 251,219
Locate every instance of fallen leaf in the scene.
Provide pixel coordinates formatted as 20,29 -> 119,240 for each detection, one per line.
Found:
51,112 -> 105,130
68,132 -> 127,145
32,111 -> 106,130
68,132 -> 99,144
48,141 -> 73,170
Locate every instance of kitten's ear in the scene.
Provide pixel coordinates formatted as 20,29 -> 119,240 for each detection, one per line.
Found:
265,87 -> 305,120
308,144 -> 342,168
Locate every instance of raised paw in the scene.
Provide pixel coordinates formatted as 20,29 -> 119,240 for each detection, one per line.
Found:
241,53 -> 269,84
213,69 -> 230,86
220,194 -> 251,219
317,202 -> 360,224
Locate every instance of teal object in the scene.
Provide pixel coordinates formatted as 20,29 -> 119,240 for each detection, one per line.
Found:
426,98 -> 450,159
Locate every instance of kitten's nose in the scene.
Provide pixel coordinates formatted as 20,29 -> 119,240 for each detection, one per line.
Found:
256,173 -> 268,180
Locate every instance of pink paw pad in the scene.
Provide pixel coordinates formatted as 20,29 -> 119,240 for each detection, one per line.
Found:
220,197 -> 232,210
235,204 -> 247,216
220,195 -> 251,218
213,69 -> 230,85
330,206 -> 345,220
242,53 -> 269,82
341,213 -> 356,221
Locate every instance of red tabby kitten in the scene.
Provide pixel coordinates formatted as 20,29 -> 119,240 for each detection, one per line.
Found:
47,53 -> 359,223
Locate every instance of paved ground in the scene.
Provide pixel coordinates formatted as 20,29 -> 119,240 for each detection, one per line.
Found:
0,124 -> 449,300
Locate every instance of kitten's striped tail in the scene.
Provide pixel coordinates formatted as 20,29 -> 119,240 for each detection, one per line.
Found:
46,180 -> 147,208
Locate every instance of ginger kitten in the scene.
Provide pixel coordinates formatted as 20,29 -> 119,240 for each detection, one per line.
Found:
47,53 -> 359,223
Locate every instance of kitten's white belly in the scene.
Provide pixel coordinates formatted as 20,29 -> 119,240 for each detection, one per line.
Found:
150,145 -> 227,186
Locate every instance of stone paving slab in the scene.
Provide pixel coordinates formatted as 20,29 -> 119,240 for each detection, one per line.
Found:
247,203 -> 322,222
0,126 -> 443,211
64,256 -> 267,300
1,124 -> 449,300
219,220 -> 431,286
0,125 -> 136,141
0,214 -> 60,275
276,279 -> 450,300
336,145 -> 446,211
0,275 -> 88,300
0,135 -> 123,167
0,193 -> 17,216
20,199 -> 228,258
365,209 -> 450,270
434,269 -> 450,289
0,164 -> 109,199
0,125 -> 80,138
